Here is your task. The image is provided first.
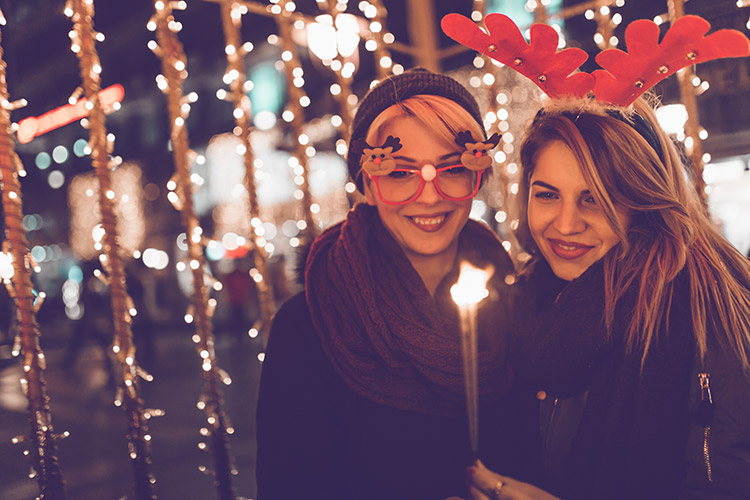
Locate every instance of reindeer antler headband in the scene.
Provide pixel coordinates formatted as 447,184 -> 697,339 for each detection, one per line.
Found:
441,13 -> 750,107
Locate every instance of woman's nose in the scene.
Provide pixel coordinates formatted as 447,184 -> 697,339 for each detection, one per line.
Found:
553,202 -> 586,234
415,177 -> 442,204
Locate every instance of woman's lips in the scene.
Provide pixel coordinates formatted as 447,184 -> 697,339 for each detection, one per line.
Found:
407,212 -> 448,232
547,238 -> 594,259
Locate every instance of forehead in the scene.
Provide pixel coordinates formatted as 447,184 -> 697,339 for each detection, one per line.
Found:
377,115 -> 458,156
531,141 -> 588,189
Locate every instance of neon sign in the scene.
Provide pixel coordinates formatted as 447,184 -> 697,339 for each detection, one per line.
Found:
16,84 -> 124,144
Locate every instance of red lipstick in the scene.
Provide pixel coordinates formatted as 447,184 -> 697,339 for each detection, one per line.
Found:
547,238 -> 593,260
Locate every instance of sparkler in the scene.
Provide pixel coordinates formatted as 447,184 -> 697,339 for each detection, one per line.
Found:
450,262 -> 492,458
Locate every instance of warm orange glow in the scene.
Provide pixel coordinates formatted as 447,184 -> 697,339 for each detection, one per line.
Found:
16,84 -> 124,144
450,262 -> 491,306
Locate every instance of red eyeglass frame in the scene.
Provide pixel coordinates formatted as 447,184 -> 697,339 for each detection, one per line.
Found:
367,164 -> 486,206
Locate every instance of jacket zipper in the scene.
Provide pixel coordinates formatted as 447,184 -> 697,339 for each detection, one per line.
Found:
543,397 -> 559,474
698,372 -> 713,483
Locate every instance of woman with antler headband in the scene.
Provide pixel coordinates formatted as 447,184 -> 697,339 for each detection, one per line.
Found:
256,68 -> 535,500
443,12 -> 750,500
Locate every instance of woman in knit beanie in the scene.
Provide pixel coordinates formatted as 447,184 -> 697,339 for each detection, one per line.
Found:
256,68 -> 532,499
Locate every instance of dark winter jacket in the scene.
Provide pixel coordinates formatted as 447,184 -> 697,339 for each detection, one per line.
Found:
519,259 -> 750,500
255,230 -> 536,500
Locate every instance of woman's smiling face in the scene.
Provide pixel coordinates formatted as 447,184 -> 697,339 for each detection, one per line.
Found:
363,115 -> 473,264
528,141 -> 630,281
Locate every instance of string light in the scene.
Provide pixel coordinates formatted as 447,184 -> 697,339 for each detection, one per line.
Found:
68,1 -> 158,497
218,0 -> 276,348
273,0 -> 316,240
151,1 -> 237,497
664,0 -> 708,202
0,8 -> 70,498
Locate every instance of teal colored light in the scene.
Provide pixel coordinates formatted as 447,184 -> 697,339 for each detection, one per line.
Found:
31,245 -> 46,263
22,214 -> 39,231
35,152 -> 51,170
248,62 -> 285,114
206,243 -> 226,261
73,138 -> 89,157
486,0 -> 564,30
68,265 -> 84,283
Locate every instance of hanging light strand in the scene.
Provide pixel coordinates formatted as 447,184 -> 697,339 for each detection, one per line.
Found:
67,2 -> 157,498
667,0 -> 707,206
0,25 -> 68,500
471,0 -> 523,260
151,2 -> 237,497
275,0 -> 316,241
358,0 -> 396,80
218,1 -> 276,345
318,0 -> 355,149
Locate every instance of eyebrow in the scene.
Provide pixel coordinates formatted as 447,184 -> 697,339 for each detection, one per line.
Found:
531,180 -> 558,191
393,151 -> 461,164
532,180 -> 592,196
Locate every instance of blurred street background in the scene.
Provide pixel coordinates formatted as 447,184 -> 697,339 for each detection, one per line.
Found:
1,0 -> 749,498
0,315 -> 266,500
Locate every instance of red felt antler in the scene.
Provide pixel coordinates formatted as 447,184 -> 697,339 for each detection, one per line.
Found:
441,13 -> 594,99
593,15 -> 750,106
441,13 -> 750,108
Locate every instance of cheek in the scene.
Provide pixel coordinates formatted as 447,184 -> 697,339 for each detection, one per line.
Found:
454,199 -> 473,222
598,223 -> 621,251
526,202 -> 544,236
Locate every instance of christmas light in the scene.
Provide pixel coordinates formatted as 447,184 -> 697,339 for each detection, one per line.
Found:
273,0 -> 316,239
0,26 -> 67,495
68,1 -> 158,497
152,1 -> 237,497
218,0 -> 277,350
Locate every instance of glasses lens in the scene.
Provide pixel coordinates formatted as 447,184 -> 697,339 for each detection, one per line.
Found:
435,166 -> 478,199
375,165 -> 480,203
377,170 -> 423,203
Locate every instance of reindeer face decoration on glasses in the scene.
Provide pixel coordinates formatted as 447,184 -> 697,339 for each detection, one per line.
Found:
360,131 -> 500,205
441,13 -> 750,142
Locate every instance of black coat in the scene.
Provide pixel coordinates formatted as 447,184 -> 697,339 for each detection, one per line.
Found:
519,260 -> 750,500
257,291 -> 541,500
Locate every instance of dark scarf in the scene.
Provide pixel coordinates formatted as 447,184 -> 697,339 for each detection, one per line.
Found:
305,203 -> 514,415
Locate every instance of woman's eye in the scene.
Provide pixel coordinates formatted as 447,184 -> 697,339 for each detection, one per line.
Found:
387,170 -> 415,179
443,166 -> 469,175
533,191 -> 557,200
582,195 -> 598,206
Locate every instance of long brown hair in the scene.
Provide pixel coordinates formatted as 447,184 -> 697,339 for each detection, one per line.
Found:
518,97 -> 750,370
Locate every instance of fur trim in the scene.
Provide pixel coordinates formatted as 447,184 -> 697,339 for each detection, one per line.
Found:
538,94 -> 632,118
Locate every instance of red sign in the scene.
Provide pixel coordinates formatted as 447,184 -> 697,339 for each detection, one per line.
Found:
16,84 -> 125,144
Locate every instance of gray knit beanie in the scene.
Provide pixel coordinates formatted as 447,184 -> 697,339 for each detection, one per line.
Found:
347,67 -> 483,192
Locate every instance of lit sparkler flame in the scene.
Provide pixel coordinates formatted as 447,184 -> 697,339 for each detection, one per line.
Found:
450,262 -> 491,305
450,261 -> 492,459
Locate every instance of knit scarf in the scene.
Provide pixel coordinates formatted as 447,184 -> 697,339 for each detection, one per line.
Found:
305,203 -> 513,416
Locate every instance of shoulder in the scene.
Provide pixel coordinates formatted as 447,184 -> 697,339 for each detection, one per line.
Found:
274,290 -> 310,319
265,292 -> 321,361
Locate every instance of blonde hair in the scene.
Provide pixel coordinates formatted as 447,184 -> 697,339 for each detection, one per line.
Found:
358,94 -> 486,183
518,97 -> 750,371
